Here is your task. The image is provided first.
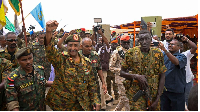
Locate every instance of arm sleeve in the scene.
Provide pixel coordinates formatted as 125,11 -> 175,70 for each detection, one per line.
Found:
158,52 -> 167,74
2,58 -> 13,80
88,66 -> 100,105
109,51 -> 120,73
45,38 -> 62,70
5,77 -> 19,111
96,55 -> 102,71
121,50 -> 130,69
176,54 -> 187,69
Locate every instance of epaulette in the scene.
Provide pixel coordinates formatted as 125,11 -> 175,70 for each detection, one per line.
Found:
8,73 -> 18,82
62,51 -> 68,56
0,49 -> 5,52
84,56 -> 91,63
92,51 -> 99,56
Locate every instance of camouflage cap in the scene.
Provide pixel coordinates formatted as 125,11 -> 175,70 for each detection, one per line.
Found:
15,47 -> 32,59
65,34 -> 80,44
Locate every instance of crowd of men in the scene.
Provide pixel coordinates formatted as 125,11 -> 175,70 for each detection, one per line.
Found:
0,19 -> 198,111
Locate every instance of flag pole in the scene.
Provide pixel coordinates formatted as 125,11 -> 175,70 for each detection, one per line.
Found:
19,0 -> 27,47
19,13 -> 30,25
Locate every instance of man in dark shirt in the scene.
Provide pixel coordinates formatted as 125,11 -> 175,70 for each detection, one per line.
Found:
158,39 -> 187,111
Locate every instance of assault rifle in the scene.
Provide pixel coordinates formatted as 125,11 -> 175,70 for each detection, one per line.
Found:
132,85 -> 152,110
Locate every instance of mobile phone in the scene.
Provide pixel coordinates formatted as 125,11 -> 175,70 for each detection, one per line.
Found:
153,42 -> 159,46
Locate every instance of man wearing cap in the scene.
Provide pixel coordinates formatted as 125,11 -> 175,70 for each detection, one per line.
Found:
120,30 -> 167,110
45,20 -> 100,111
5,47 -> 53,111
0,32 -> 19,71
109,35 -> 130,111
31,32 -> 51,80
0,58 -> 12,110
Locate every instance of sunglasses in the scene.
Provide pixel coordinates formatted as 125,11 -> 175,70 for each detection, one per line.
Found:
6,39 -> 17,42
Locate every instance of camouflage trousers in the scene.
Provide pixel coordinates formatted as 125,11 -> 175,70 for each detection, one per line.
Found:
114,84 -> 130,111
106,70 -> 119,100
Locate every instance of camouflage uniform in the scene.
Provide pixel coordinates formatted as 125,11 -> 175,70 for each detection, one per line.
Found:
0,48 -> 19,71
0,58 -> 12,110
31,42 -> 51,80
5,65 -> 46,111
109,46 -> 130,111
79,50 -> 102,102
121,47 -> 167,111
45,41 -> 100,111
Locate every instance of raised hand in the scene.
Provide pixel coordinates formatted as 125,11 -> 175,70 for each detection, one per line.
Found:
46,20 -> 59,32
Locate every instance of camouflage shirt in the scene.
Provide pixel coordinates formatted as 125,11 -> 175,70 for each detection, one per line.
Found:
109,46 -> 127,84
5,65 -> 46,111
45,41 -> 100,111
79,50 -> 102,79
121,47 -> 167,110
31,42 -> 51,79
0,47 -> 19,71
0,58 -> 12,107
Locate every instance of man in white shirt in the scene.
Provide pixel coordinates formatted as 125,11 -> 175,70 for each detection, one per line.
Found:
162,29 -> 174,50
179,36 -> 197,109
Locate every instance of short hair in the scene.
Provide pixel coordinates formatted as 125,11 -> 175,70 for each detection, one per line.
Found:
81,37 -> 92,45
172,39 -> 181,46
5,32 -> 16,40
138,30 -> 151,37
165,29 -> 174,35
188,84 -> 198,111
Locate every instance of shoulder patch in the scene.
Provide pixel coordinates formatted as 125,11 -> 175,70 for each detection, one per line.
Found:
38,65 -> 44,69
8,73 -> 18,82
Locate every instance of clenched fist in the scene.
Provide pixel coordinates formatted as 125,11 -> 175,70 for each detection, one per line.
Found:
46,20 -> 59,32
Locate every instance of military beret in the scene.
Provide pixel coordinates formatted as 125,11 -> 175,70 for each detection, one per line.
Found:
120,35 -> 130,41
65,34 -> 80,44
15,47 -> 32,59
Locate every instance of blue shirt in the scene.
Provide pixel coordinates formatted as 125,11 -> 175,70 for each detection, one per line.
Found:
163,52 -> 187,93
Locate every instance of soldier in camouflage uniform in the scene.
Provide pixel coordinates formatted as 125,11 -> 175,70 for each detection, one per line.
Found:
5,47 -> 53,111
45,20 -> 100,111
79,37 -> 107,109
0,32 -> 19,71
109,35 -> 130,111
0,58 -> 12,110
31,32 -> 51,80
120,30 -> 167,111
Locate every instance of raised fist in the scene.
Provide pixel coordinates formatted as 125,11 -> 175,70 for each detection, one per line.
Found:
46,20 -> 59,32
